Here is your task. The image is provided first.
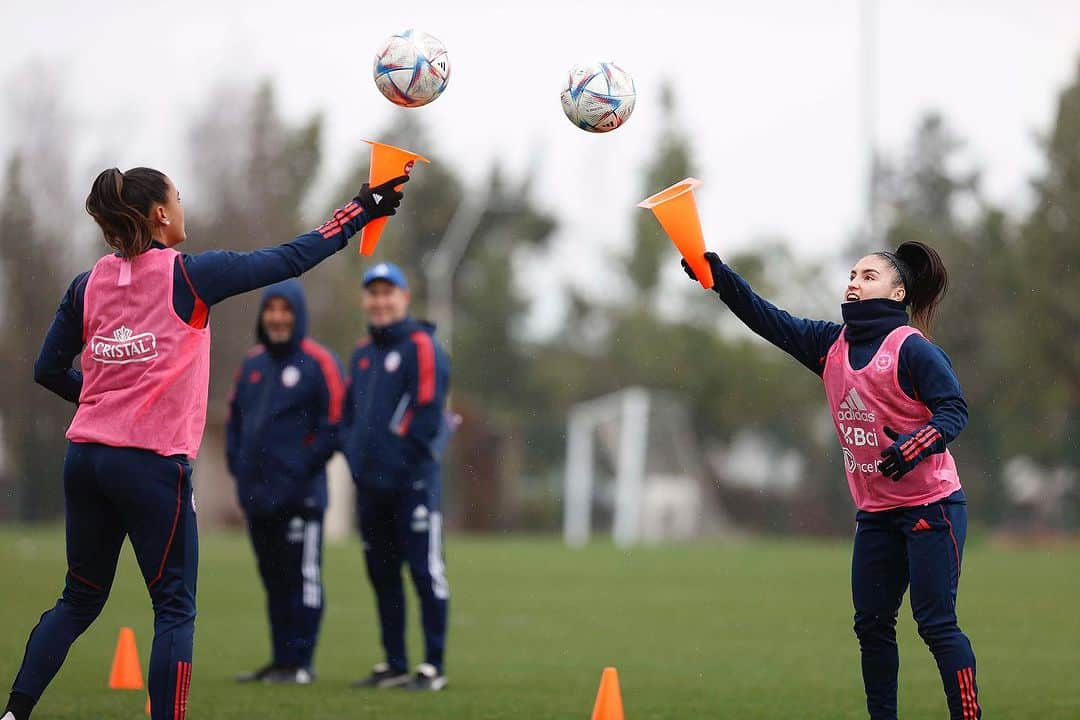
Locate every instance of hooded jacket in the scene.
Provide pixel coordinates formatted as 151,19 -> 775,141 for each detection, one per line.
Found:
226,279 -> 344,516
343,316 -> 450,491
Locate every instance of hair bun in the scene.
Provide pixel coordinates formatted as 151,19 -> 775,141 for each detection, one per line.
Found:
895,242 -> 929,280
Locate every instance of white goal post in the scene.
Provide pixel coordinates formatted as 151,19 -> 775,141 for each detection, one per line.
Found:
564,387 -> 720,547
564,387 -> 650,547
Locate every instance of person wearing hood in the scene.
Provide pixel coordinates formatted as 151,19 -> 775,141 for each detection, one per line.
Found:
343,262 -> 452,692
226,278 -> 344,685
682,245 -> 980,720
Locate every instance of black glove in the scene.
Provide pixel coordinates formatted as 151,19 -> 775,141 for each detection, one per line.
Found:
681,251 -> 724,289
355,174 -> 410,219
878,425 -> 942,481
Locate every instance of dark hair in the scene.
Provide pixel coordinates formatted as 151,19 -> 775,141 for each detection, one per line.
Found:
875,241 -> 949,335
85,167 -> 169,259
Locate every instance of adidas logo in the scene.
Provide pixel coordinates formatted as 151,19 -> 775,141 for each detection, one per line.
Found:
836,388 -> 875,423
912,518 -> 932,532
372,192 -> 384,205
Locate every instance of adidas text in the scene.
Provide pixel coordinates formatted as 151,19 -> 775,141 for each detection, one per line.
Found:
836,408 -> 876,423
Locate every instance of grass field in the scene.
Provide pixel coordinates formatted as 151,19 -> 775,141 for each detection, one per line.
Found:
0,527 -> 1077,719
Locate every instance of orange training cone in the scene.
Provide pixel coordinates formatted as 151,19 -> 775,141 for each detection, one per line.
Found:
358,139 -> 430,256
637,177 -> 713,289
591,667 -> 625,720
108,627 -> 144,690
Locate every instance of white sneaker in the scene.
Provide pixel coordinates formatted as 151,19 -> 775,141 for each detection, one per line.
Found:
404,662 -> 448,691
263,666 -> 314,685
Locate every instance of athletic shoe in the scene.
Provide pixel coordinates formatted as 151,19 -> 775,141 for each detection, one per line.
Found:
351,662 -> 412,689
403,663 -> 448,691
234,663 -> 275,683
263,667 -> 314,685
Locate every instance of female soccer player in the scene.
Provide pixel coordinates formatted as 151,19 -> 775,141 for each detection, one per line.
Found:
683,243 -> 980,720
3,166 -> 408,720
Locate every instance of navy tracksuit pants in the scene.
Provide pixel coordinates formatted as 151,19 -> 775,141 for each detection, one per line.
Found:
11,442 -> 197,720
852,491 -> 980,720
246,509 -> 324,670
358,479 -> 449,674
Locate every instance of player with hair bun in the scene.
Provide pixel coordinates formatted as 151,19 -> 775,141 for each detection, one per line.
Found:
3,166 -> 408,720
683,241 -> 981,720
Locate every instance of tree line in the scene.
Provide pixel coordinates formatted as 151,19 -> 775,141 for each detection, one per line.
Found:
1,58 -> 1077,533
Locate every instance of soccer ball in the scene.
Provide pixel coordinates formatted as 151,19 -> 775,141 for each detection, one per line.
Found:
373,29 -> 451,108
560,62 -> 636,133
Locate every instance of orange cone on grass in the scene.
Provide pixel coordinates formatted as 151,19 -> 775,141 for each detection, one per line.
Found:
108,627 -> 144,690
358,140 -> 430,256
637,177 -> 713,289
591,667 -> 625,720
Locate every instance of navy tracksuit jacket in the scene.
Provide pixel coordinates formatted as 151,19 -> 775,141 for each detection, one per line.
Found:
343,316 -> 451,673
226,279 -> 344,670
708,260 -> 979,720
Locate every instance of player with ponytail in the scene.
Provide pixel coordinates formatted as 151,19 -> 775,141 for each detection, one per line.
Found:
683,242 -> 981,720
3,166 -> 410,720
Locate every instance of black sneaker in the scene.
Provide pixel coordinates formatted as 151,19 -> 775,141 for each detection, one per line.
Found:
263,667 -> 314,685
234,663 -> 275,683
351,663 -> 412,689
404,663 -> 447,691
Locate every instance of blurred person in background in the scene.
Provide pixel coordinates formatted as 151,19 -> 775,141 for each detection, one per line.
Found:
3,166 -> 407,720
343,262 -> 453,692
683,242 -> 981,720
227,279 -> 344,685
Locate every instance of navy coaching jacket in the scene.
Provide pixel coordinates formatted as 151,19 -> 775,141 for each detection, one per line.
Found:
226,279 -> 344,516
343,317 -> 450,492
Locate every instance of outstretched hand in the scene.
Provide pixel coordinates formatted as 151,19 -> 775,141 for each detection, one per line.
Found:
681,251 -> 724,286
355,174 -> 410,219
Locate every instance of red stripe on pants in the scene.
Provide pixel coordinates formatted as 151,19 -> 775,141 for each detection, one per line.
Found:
174,662 -> 184,719
957,667 -> 978,719
148,466 -> 184,589
173,661 -> 191,720
965,667 -> 979,718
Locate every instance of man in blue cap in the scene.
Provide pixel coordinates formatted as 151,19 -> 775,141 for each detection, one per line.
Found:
344,263 -> 452,692
226,279 -> 345,684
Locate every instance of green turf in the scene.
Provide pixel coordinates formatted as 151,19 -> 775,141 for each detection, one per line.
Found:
0,527 -> 1077,718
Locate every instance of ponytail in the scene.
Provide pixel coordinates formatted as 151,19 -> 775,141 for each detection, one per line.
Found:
85,167 -> 169,259
877,241 -> 948,336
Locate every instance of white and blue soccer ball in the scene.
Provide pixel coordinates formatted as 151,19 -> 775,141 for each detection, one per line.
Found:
373,29 -> 451,108
560,61 -> 636,133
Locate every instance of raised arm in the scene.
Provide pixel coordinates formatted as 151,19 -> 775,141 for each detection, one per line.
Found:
683,253 -> 842,375
183,176 -> 409,307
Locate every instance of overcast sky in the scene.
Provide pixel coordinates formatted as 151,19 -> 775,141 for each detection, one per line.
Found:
2,0 -> 1078,330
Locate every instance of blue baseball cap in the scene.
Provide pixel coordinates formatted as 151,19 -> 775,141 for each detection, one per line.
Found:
362,262 -> 408,289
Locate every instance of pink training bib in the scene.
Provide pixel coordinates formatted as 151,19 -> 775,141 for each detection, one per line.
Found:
822,325 -> 960,512
67,248 -> 211,458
